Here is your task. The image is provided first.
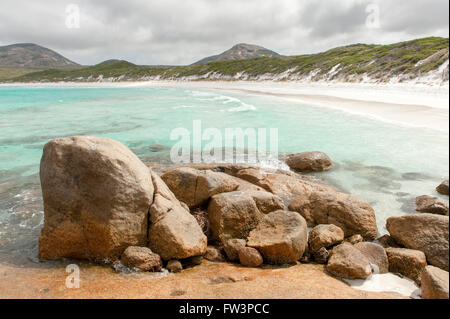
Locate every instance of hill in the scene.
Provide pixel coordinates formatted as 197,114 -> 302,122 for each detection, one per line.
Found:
193,43 -> 281,65
0,43 -> 78,68
5,37 -> 449,85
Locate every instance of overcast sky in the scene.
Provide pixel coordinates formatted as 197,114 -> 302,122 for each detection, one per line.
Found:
0,0 -> 448,65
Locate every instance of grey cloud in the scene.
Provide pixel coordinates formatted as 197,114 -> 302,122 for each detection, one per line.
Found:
0,0 -> 448,65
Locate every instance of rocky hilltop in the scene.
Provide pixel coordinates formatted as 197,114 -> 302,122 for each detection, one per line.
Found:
37,136 -> 449,299
0,43 -> 78,68
193,43 -> 281,65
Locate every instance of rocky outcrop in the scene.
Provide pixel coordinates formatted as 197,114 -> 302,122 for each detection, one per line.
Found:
39,136 -> 154,260
247,211 -> 308,264
386,213 -> 449,271
308,224 -> 344,253
232,167 -> 377,240
415,195 -> 449,215
161,167 -> 239,208
354,242 -> 389,274
310,191 -> 378,240
208,192 -> 262,242
148,171 -> 207,260
121,246 -> 162,272
385,248 -> 427,283
285,152 -> 334,172
326,242 -> 372,280
436,180 -> 449,196
421,266 -> 449,299
238,247 -> 263,267
223,239 -> 247,261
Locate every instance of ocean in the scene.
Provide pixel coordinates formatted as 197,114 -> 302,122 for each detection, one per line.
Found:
0,86 -> 448,264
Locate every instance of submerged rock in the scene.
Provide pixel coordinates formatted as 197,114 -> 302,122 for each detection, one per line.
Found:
386,213 -> 449,271
421,266 -> 449,299
238,247 -> 263,267
39,136 -> 154,260
121,246 -> 162,272
385,247 -> 427,284
326,242 -> 372,280
354,242 -> 389,274
415,195 -> 449,215
161,167 -> 239,208
436,180 -> 449,196
148,171 -> 207,260
285,152 -> 334,172
247,211 -> 308,264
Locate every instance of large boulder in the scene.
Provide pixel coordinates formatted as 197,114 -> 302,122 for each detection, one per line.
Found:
161,167 -> 239,208
39,136 -> 154,260
207,191 -> 264,243
421,266 -> 449,299
285,151 -> 334,172
415,195 -> 448,216
148,171 -> 207,260
308,224 -> 344,253
354,242 -> 389,274
436,180 -> 449,196
121,246 -> 162,272
311,191 -> 378,240
247,211 -> 308,264
385,248 -> 427,284
326,242 -> 372,280
386,214 -> 449,271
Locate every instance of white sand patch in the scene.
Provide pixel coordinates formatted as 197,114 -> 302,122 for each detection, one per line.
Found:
344,273 -> 421,298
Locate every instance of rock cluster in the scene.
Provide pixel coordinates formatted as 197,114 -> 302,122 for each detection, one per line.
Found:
38,137 -> 449,299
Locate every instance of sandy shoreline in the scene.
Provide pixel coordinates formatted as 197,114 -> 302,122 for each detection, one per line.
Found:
2,80 -> 449,133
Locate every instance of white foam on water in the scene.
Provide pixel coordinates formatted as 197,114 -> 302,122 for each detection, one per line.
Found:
344,273 -> 421,298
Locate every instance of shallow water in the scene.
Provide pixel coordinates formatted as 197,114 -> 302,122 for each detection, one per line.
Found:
0,87 -> 448,264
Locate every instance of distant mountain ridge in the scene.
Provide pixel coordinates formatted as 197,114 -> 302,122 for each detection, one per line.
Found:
193,43 -> 281,65
0,43 -> 78,67
3,37 -> 449,86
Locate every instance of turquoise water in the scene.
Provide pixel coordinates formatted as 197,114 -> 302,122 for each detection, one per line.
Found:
0,87 -> 448,262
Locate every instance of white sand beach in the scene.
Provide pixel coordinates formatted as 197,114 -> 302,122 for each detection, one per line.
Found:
3,80 -> 449,133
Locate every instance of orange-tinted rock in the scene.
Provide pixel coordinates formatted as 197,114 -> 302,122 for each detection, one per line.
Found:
148,171 -> 207,260
285,152 -> 334,172
385,247 -> 426,283
121,246 -> 162,272
326,242 -> 372,280
386,213 -> 449,271
39,136 -> 154,260
354,242 -> 389,274
421,266 -> 449,299
247,211 -> 308,264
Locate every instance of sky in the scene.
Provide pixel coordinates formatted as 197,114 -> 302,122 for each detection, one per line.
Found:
0,0 -> 448,66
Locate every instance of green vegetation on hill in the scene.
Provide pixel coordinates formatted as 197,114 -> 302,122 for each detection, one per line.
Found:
4,37 -> 449,83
